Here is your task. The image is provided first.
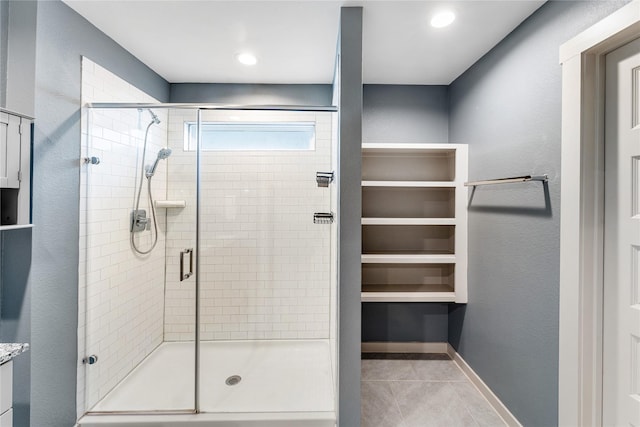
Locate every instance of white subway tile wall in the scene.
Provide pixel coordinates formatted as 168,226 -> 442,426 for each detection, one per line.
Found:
163,109 -> 334,341
79,58 -> 168,414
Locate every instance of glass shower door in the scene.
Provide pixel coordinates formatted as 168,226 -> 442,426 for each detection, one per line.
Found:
81,106 -> 197,414
193,108 -> 336,415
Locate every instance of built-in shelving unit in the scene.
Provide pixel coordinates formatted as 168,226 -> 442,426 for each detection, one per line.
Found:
361,143 -> 468,303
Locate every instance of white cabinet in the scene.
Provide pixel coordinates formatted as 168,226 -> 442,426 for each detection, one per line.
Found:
0,409 -> 12,427
0,109 -> 32,228
0,361 -> 12,425
361,143 -> 468,303
0,113 -> 21,189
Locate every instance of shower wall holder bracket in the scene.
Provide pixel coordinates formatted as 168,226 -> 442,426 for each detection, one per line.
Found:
316,171 -> 334,187
313,212 -> 334,224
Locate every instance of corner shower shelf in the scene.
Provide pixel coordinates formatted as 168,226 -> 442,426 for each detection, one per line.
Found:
361,143 -> 468,304
155,200 -> 186,208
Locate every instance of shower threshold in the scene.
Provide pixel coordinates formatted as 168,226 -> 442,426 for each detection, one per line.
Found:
78,340 -> 335,427
78,412 -> 335,427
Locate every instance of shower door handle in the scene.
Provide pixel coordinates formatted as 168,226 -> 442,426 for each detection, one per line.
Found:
180,248 -> 193,281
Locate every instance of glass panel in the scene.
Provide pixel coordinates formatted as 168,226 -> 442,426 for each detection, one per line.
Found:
184,122 -> 315,151
81,107 -> 197,413
186,109 -> 336,414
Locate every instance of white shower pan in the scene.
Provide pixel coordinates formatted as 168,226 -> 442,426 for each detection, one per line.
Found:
78,340 -> 336,427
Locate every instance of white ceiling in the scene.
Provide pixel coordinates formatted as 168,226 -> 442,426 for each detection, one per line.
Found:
64,0 -> 545,85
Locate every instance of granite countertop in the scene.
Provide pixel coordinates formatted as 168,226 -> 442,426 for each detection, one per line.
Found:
0,343 -> 29,365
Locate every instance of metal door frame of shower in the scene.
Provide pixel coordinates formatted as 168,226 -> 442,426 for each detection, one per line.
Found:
195,109 -> 201,413
87,103 -> 338,113
84,102 -> 338,416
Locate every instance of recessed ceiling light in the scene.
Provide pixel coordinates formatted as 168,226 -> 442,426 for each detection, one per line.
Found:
431,10 -> 456,28
236,52 -> 257,66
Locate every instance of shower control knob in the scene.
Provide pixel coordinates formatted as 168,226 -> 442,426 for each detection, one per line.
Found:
83,355 -> 99,365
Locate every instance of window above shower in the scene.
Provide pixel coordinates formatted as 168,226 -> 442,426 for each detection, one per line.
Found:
183,122 -> 316,151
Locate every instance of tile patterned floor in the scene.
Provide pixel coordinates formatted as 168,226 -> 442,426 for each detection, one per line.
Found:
361,354 -> 507,427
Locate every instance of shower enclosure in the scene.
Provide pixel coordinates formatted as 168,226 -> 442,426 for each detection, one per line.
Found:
78,102 -> 338,425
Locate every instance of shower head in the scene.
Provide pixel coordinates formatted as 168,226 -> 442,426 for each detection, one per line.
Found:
148,109 -> 161,125
157,147 -> 172,160
145,147 -> 172,178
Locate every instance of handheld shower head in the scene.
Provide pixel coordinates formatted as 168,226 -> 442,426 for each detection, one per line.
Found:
156,147 -> 172,160
145,147 -> 172,178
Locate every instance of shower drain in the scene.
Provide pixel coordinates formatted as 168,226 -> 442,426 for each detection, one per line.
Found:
225,375 -> 242,386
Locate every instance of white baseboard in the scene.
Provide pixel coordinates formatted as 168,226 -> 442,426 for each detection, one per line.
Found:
447,344 -> 522,427
361,341 -> 449,353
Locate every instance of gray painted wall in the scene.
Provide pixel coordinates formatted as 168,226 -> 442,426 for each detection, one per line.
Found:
362,84 -> 450,343
448,1 -> 629,425
29,1 -> 169,425
170,83 -> 333,106
338,7 -> 362,427
363,84 -> 448,143
362,303 -> 448,342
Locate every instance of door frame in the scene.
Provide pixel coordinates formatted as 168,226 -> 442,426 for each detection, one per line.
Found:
559,1 -> 640,426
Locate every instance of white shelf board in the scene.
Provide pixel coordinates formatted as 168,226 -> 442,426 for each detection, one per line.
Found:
361,254 -> 456,264
155,200 -> 186,208
361,291 -> 456,302
362,218 -> 456,226
0,224 -> 33,231
362,180 -> 456,188
362,142 -> 463,152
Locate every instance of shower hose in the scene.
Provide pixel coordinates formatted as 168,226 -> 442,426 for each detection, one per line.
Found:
131,120 -> 160,255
